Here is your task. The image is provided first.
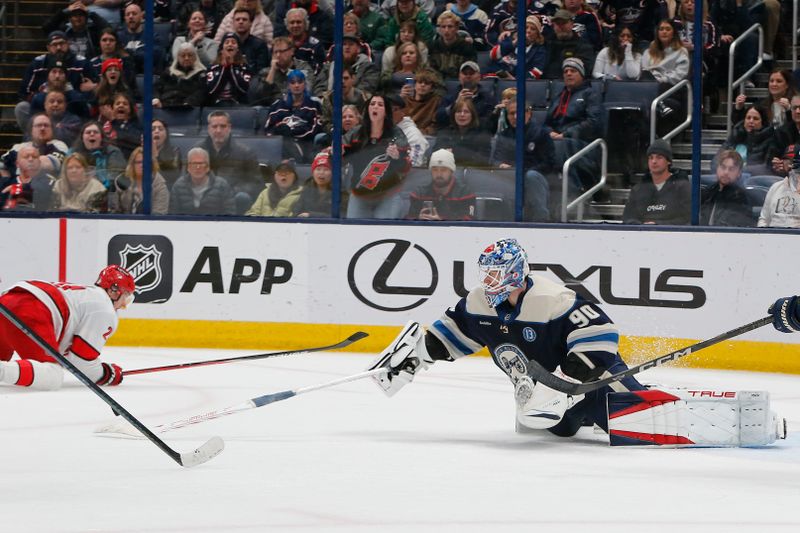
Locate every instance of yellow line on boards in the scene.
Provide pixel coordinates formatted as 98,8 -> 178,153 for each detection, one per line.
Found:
111,319 -> 800,375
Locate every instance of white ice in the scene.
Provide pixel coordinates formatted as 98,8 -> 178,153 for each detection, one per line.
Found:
2,347 -> 800,533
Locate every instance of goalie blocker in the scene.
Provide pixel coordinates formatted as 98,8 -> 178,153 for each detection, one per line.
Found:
607,389 -> 787,447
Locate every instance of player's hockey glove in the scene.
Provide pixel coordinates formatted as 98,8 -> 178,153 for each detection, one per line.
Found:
96,362 -> 124,386
769,296 -> 800,333
367,321 -> 433,397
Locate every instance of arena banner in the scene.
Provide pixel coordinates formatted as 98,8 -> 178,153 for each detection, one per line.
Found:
3,217 -> 799,371
0,218 -> 60,291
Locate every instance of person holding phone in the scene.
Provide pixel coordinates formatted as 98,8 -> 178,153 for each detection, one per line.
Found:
406,149 -> 475,221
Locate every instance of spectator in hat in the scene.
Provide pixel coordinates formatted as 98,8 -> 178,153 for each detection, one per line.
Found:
117,1 -> 165,74
407,148 -> 476,220
204,32 -> 252,106
436,60 -> 497,130
248,36 -> 315,107
622,138 -> 691,225
294,151 -> 335,218
700,149 -> 754,227
16,30 -> 95,130
758,150 -> 800,228
264,69 -> 322,160
542,9 -> 596,79
42,2 -> 109,59
88,28 -> 136,95
544,56 -> 603,192
486,15 -> 548,80
30,56 -> 89,119
428,11 -> 478,80
246,159 -> 302,217
314,33 -> 380,98
91,57 -> 135,118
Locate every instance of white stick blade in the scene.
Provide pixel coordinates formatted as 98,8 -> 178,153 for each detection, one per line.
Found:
179,436 -> 225,468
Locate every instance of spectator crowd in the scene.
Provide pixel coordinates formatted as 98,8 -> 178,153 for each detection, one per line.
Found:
1,0 -> 799,227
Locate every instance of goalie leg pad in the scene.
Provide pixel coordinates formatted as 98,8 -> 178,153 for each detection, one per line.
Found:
607,389 -> 787,447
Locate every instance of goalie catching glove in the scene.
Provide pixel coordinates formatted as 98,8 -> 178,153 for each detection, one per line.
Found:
367,321 -> 434,396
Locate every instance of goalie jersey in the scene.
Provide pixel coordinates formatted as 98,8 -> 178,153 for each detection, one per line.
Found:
428,273 -> 645,429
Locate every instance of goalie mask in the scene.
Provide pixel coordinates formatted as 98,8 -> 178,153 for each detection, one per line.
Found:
477,239 -> 530,308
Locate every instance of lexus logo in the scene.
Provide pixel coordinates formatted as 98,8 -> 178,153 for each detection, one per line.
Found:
347,239 -> 438,311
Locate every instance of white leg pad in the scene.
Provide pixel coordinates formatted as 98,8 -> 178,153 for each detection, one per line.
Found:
607,389 -> 787,447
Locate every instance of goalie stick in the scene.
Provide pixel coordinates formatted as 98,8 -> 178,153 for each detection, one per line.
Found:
0,302 -> 224,468
96,368 -> 388,437
526,316 -> 773,396
123,331 -> 369,376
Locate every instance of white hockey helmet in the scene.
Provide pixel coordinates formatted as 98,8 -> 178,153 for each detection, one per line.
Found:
477,239 -> 530,307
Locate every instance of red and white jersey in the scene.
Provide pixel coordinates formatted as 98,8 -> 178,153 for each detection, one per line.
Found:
9,280 -> 118,382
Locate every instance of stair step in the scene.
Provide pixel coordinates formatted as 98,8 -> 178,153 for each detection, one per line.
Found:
674,159 -> 711,172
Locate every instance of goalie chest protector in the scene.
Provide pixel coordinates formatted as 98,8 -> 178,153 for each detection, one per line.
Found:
606,389 -> 786,447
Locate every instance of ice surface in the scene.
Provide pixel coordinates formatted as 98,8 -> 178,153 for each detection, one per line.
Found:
2,348 -> 800,532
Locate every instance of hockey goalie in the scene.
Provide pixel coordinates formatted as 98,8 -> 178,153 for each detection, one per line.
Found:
367,238 -> 788,447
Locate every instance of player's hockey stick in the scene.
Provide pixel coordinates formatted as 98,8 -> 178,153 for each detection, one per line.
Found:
123,331 -> 369,376
95,368 -> 387,437
526,316 -> 773,396
0,303 -> 223,468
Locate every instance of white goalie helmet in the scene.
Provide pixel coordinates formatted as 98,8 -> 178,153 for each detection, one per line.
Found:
477,238 -> 530,307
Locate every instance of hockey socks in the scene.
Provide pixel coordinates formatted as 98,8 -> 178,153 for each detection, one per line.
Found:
0,359 -> 64,390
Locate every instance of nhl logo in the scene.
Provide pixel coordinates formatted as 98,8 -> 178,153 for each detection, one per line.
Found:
118,244 -> 162,293
108,235 -> 173,303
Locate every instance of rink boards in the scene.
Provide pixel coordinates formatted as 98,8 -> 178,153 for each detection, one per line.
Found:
1,216 -> 799,373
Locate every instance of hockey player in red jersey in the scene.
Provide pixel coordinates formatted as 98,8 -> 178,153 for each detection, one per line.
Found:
0,265 -> 134,390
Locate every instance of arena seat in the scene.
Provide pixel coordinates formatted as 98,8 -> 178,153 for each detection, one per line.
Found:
475,50 -> 492,72
550,79 -> 605,100
463,167 -> 515,221
233,136 -> 284,166
603,80 -> 660,117
151,106 -> 201,135
167,134 -> 203,160
154,22 -> 174,49
743,174 -> 782,189
495,79 -> 550,108
745,185 -> 769,218
200,107 -> 259,135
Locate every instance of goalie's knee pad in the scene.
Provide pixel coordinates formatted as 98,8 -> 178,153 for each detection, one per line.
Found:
607,389 -> 788,447
515,368 -> 585,431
